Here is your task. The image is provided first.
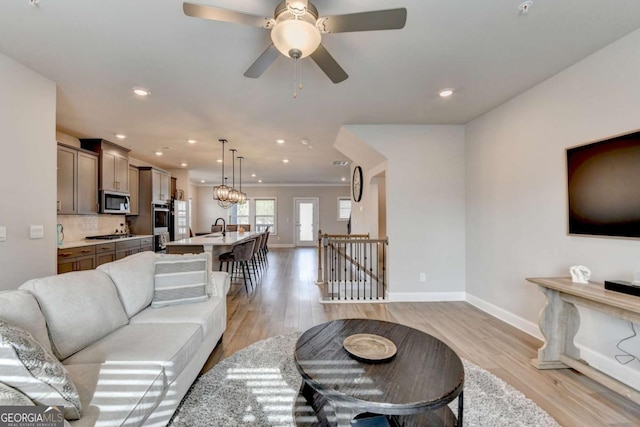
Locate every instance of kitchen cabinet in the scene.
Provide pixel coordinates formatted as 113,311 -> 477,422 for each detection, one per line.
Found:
77,151 -> 99,214
57,237 -> 153,273
151,169 -> 171,202
57,145 -> 76,214
57,245 -> 96,273
80,139 -> 130,193
95,242 -> 116,267
140,237 -> 153,252
57,144 -> 99,215
129,165 -> 140,215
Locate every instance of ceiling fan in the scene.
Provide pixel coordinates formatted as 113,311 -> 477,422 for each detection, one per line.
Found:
183,0 -> 407,83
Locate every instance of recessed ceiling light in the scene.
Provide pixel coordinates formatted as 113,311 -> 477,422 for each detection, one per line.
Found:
115,134 -> 126,140
216,159 -> 223,163
133,87 -> 150,96
181,163 -> 188,167
341,177 -> 346,182
301,139 -> 309,145
439,89 -> 454,98
258,179 -> 263,183
251,173 -> 256,177
276,139 -> 285,144
187,139 -> 197,144
200,180 -> 205,183
282,159 -> 289,163
155,151 -> 163,156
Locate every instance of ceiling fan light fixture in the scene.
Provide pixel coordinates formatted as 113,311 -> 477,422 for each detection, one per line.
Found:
271,17 -> 321,58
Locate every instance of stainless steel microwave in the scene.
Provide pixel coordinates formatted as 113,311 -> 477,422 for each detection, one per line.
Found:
101,190 -> 130,214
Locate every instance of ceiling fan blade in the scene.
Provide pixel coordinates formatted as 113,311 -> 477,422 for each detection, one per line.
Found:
319,8 -> 407,33
244,44 -> 280,78
310,44 -> 348,84
183,2 -> 272,28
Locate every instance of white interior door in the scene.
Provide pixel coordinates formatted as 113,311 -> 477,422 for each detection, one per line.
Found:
295,198 -> 319,247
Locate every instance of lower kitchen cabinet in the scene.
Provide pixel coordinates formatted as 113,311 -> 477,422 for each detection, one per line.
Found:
58,237 -> 154,273
57,246 -> 96,273
95,242 -> 116,267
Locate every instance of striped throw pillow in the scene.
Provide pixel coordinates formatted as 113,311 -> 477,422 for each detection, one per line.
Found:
152,254 -> 209,307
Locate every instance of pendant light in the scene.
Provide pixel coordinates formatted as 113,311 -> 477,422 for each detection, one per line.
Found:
227,149 -> 241,204
218,178 -> 232,209
213,139 -> 230,202
237,156 -> 247,205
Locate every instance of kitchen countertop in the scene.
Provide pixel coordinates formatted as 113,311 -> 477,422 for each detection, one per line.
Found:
57,235 -> 153,250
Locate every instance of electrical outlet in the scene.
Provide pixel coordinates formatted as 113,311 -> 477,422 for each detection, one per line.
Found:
0,226 -> 6,242
419,273 -> 426,282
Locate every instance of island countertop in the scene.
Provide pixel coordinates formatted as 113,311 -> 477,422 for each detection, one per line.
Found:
166,231 -> 258,248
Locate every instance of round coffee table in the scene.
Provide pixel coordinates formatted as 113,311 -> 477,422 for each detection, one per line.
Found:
294,319 -> 464,427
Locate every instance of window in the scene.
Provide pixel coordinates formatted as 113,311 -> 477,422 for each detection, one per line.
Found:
255,198 -> 276,233
230,202 -> 250,225
338,197 -> 352,221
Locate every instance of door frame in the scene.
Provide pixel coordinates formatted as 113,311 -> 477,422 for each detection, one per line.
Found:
293,197 -> 319,247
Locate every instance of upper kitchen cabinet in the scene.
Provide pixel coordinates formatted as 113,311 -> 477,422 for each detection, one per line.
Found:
151,168 -> 170,202
129,165 -> 139,215
138,167 -> 171,204
80,139 -> 130,193
57,144 -> 99,215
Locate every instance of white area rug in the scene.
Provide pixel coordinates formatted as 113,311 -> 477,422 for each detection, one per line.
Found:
169,333 -> 560,426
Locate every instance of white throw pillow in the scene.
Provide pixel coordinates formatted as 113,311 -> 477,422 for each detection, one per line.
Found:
152,254 -> 209,308
0,320 -> 82,420
0,382 -> 34,406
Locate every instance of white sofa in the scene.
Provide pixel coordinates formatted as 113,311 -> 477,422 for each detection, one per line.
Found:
0,251 -> 230,427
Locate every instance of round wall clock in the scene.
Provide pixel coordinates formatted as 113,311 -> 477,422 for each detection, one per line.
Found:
352,166 -> 363,202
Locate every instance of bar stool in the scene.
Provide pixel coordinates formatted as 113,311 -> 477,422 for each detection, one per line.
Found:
218,239 -> 256,292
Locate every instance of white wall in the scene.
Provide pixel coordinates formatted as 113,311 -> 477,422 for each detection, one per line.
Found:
0,53 -> 57,290
466,28 -> 640,388
343,125 -> 466,300
194,185 -> 350,245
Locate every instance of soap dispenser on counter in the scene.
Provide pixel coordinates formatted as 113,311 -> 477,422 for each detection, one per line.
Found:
56,224 -> 64,246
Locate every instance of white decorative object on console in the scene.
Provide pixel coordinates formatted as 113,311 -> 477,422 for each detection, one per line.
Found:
569,265 -> 591,284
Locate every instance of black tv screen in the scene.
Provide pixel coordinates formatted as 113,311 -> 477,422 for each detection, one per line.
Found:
567,131 -> 640,238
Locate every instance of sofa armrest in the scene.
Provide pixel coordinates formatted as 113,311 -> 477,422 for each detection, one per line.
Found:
208,271 -> 230,297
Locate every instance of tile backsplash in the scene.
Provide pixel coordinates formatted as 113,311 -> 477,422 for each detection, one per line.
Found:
57,215 -> 127,243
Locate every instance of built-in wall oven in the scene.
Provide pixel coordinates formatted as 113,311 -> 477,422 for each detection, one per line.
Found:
153,203 -> 170,252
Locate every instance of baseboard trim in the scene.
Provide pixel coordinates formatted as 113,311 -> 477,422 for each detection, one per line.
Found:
388,292 -> 466,302
268,243 -> 295,248
465,293 -> 543,341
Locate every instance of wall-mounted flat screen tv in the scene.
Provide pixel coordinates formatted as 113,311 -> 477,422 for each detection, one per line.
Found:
567,131 -> 640,238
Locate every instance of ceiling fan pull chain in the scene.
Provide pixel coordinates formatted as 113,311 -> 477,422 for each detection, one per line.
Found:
293,57 -> 298,98
299,59 -> 303,90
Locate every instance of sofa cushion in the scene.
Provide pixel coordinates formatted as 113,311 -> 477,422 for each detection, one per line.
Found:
97,251 -> 157,318
65,362 -> 166,427
208,271 -> 230,297
130,295 -> 224,338
152,254 -> 209,308
20,270 -> 128,360
62,323 -> 202,384
0,290 -> 52,353
0,320 -> 82,420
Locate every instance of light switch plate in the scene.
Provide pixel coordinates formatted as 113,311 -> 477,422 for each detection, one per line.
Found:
0,226 -> 6,242
30,225 -> 44,239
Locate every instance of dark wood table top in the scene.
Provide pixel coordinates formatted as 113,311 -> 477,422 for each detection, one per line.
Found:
294,319 -> 464,416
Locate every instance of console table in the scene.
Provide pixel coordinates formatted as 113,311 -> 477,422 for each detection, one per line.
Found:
527,277 -> 640,404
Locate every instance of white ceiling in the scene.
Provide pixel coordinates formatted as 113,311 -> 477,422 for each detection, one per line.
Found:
1,0 -> 640,185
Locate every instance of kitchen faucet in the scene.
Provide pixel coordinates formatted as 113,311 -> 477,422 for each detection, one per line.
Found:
214,217 -> 226,236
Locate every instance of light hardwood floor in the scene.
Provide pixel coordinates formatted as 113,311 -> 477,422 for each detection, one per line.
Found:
202,248 -> 640,426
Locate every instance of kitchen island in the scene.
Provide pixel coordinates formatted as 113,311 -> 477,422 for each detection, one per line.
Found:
165,231 -> 258,265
